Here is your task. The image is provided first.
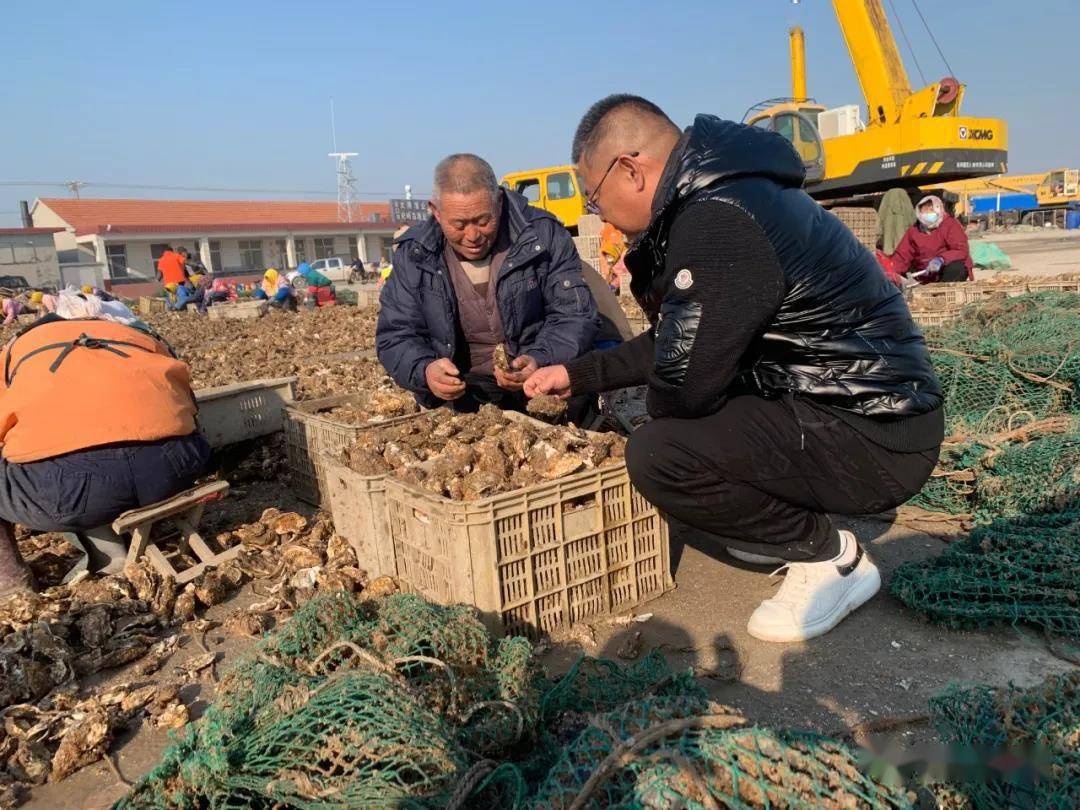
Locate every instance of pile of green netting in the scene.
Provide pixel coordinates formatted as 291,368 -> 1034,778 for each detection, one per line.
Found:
891,510 -> 1080,640
929,670 -> 1079,808
907,292 -> 1080,519
116,591 -> 914,809
924,292 -> 1080,436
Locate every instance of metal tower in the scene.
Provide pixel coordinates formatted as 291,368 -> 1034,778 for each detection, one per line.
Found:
329,151 -> 359,222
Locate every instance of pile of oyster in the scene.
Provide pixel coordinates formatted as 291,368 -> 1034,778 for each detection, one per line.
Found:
143,307 -> 388,398
341,404 -> 625,500
0,507 -> 369,798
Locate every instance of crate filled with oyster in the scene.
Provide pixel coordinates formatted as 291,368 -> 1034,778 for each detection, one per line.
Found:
282,364 -> 420,505
324,404 -> 671,639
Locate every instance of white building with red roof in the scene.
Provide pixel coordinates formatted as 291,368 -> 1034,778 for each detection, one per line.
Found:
30,198 -> 402,283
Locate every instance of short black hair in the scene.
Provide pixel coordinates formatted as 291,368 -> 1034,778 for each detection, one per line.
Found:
571,94 -> 675,164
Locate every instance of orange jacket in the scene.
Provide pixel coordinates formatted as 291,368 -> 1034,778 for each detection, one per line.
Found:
0,319 -> 197,462
158,251 -> 188,285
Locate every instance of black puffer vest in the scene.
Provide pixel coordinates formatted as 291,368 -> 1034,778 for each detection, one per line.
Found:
626,115 -> 942,418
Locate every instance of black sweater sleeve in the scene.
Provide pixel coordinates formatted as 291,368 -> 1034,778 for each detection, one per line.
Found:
646,201 -> 784,419
566,328 -> 655,394
564,201 -> 784,416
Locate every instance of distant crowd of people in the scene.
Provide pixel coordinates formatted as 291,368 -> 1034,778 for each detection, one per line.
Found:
152,244 -> 399,315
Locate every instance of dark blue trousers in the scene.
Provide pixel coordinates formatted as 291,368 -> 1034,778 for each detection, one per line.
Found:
0,433 -> 211,531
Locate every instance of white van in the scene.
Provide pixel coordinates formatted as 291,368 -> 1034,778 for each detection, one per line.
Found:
307,257 -> 361,284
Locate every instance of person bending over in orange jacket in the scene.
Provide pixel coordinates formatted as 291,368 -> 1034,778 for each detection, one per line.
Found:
0,307 -> 210,596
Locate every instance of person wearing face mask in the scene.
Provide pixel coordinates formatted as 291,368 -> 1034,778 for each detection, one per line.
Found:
376,153 -> 598,414
891,195 -> 973,283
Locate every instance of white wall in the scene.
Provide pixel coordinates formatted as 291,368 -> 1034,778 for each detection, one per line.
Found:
29,203 -> 79,261
365,235 -> 386,263
221,239 -> 244,271
0,232 -> 61,288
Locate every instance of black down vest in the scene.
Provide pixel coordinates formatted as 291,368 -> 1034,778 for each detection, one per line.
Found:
626,115 -> 942,418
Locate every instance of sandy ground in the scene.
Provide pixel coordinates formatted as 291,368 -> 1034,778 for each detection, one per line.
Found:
16,234 -> 1080,808
972,228 -> 1080,278
23,498 -> 1076,809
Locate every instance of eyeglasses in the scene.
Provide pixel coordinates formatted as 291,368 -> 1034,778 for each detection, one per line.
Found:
585,151 -> 640,215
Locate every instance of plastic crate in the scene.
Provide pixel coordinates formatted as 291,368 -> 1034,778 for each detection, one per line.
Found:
573,235 -> 602,263
912,306 -> 965,328
319,453 -> 395,578
195,377 -> 297,448
831,207 -> 879,251
380,460 -> 672,639
357,288 -> 381,309
963,283 -> 1027,304
139,296 -> 166,316
577,214 -> 604,237
283,396 -> 419,505
626,313 -> 650,335
207,300 -> 266,321
908,282 -> 971,310
1026,278 -> 1080,294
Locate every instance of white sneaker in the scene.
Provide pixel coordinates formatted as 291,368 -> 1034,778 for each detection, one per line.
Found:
746,530 -> 881,643
726,547 -> 785,566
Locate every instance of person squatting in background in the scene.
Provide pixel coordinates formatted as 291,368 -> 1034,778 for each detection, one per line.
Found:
889,195 -> 973,284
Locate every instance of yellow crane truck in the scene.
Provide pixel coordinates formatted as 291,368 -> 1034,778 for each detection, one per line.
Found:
746,0 -> 1007,199
504,1 -> 1007,230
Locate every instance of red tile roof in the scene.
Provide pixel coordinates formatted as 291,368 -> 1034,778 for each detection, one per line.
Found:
37,198 -> 396,236
0,227 -> 64,236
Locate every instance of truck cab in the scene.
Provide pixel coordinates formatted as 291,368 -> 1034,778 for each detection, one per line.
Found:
500,166 -> 585,232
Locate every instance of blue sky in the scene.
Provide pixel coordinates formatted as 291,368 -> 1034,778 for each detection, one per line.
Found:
1,0 -> 1076,225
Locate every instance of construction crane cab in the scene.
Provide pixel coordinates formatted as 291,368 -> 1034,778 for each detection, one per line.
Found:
746,0 -> 1007,200
1038,169 -> 1080,207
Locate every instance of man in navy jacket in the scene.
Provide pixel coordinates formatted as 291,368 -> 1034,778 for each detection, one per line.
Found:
377,153 -> 598,412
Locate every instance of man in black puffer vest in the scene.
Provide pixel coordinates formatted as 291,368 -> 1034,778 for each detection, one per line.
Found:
525,95 -> 943,643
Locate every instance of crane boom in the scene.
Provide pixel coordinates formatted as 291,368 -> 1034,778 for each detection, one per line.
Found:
789,27 -> 808,101
832,0 -> 912,125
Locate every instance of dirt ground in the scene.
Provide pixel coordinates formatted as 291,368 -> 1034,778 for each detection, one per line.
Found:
22,489 -> 1076,809
972,228 -> 1080,278
14,241 -> 1080,807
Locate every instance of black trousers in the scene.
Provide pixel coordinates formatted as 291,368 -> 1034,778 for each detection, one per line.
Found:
940,260 -> 969,282
625,396 -> 938,562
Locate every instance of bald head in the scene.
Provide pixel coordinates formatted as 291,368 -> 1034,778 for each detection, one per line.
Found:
432,153 -> 499,205
571,94 -> 680,171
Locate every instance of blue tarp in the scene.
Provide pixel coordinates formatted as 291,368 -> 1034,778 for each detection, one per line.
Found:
971,193 -> 1038,214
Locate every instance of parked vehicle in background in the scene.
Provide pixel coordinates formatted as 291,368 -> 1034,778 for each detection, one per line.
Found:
501,166 -> 586,233
308,257 -> 361,284
0,275 -> 31,293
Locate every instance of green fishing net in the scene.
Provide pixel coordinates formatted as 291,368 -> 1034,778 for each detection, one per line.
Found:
531,694 -> 912,809
891,511 -> 1080,639
923,292 -> 1080,436
117,592 -> 912,810
905,292 -> 1080,520
929,670 -> 1080,809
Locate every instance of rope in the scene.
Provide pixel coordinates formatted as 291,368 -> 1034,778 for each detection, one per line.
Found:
445,760 -> 499,810
910,0 -> 956,78
887,0 -> 927,85
568,713 -> 746,810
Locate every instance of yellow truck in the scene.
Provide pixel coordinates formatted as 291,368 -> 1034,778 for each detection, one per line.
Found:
500,166 -> 586,232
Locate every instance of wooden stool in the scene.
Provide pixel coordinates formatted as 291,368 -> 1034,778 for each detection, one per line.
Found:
113,480 -> 236,584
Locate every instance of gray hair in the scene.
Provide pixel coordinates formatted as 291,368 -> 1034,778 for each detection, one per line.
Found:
432,153 -> 499,205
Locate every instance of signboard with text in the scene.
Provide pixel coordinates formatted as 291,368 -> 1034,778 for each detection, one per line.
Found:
390,198 -> 431,224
